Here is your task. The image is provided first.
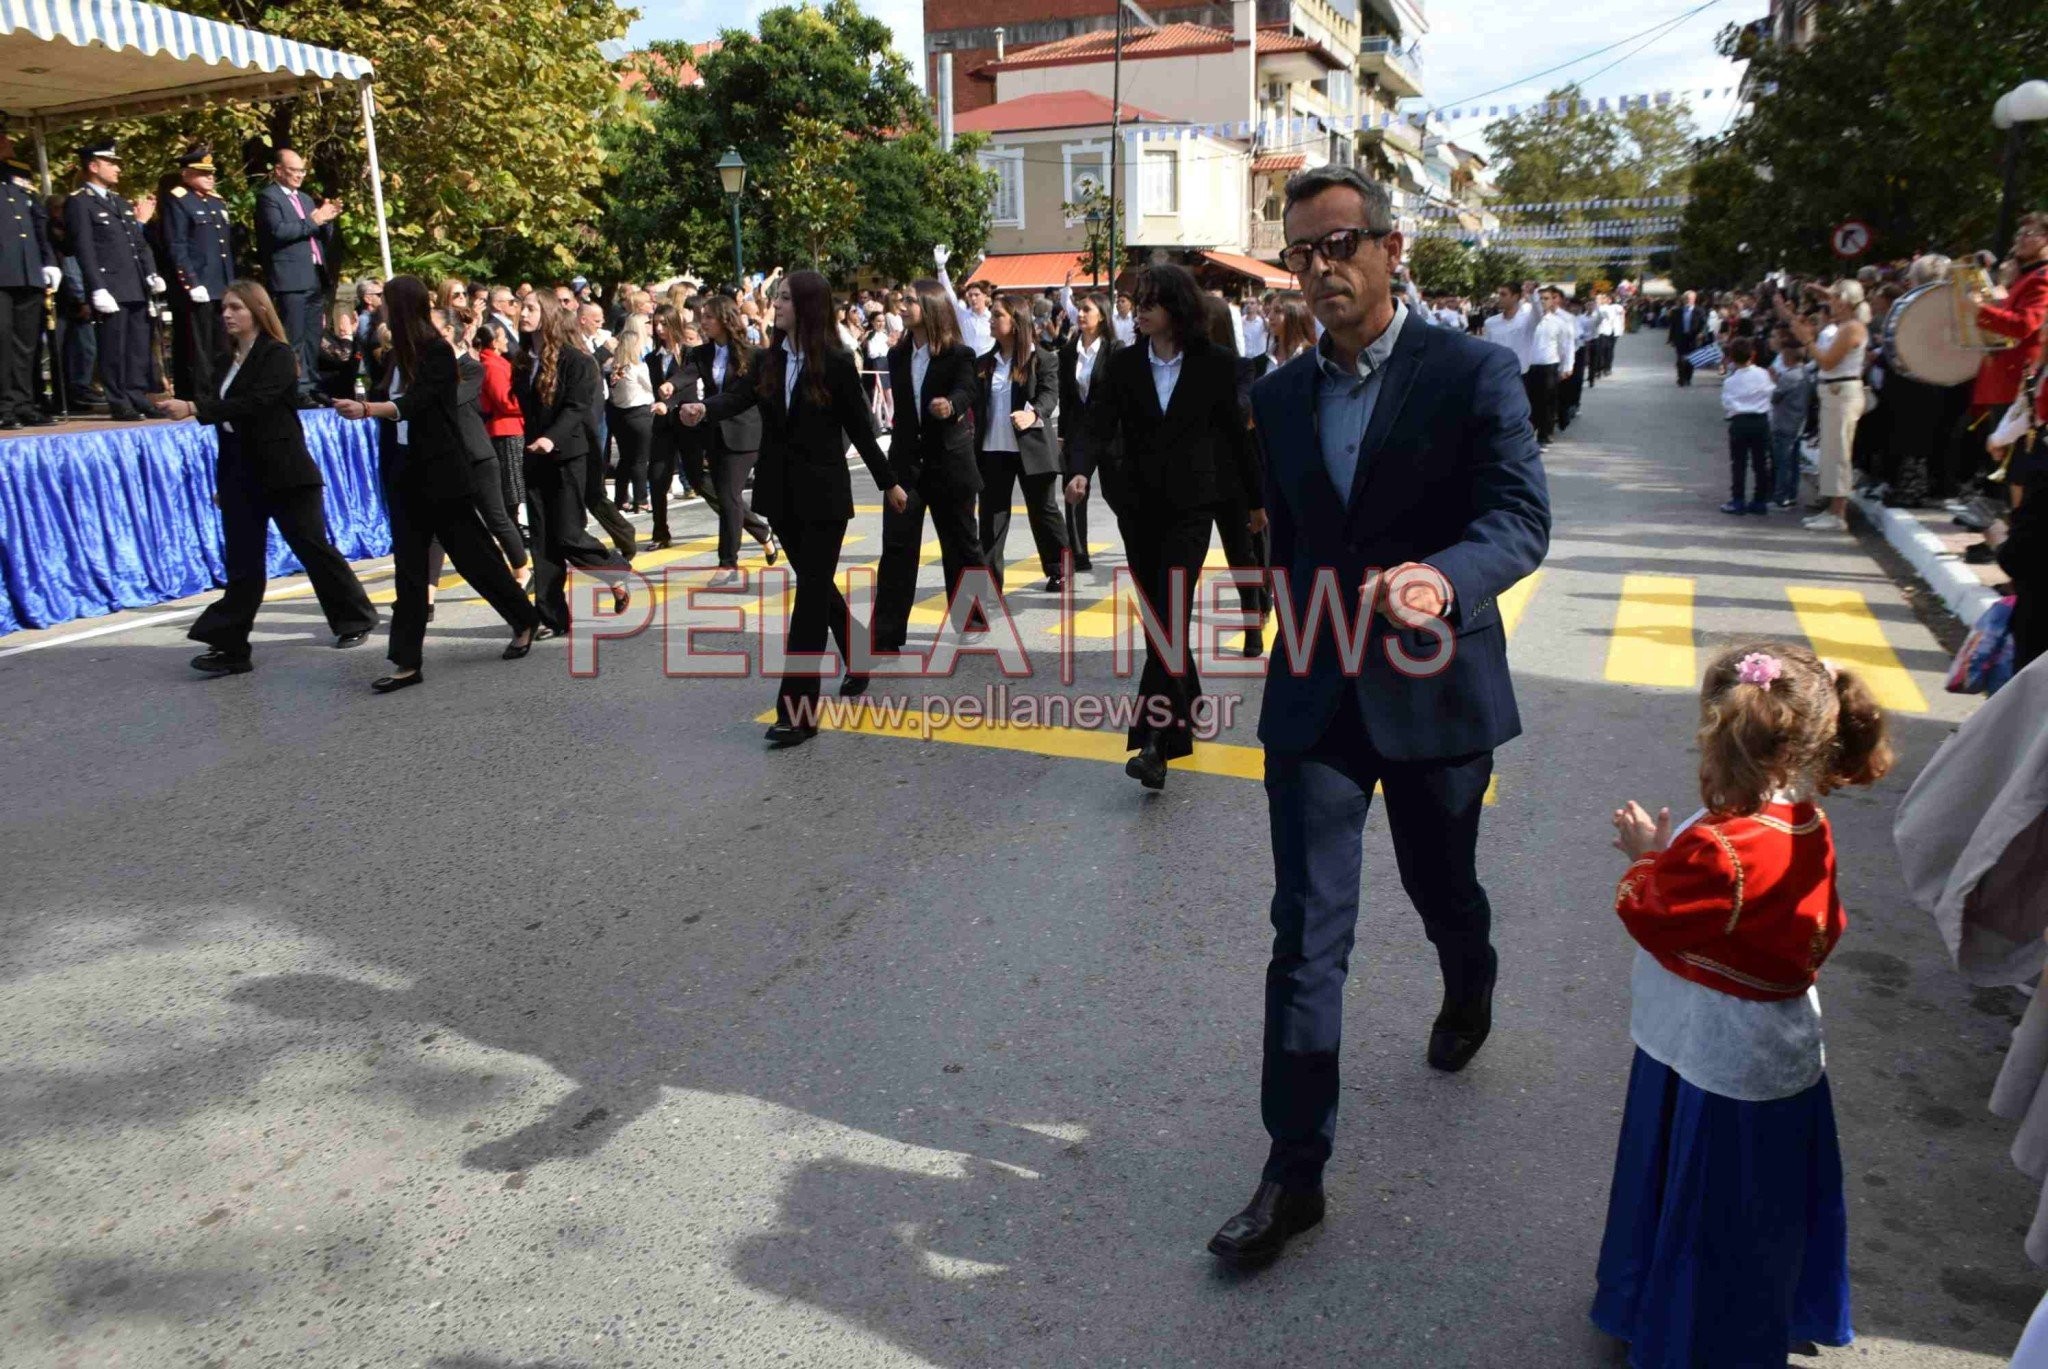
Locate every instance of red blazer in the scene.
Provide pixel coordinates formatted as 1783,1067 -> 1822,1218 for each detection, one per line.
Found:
1614,801 -> 1842,1002
476,348 -> 525,439
1974,259 -> 2048,408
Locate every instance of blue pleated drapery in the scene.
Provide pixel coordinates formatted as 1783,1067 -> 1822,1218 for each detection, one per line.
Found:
0,412 -> 389,636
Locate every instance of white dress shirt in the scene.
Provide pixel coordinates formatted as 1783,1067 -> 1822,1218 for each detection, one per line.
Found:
984,362 -> 1019,453
1074,336 -> 1101,403
390,367 -> 410,446
711,342 -> 730,390
911,342 -> 930,403
1721,363 -> 1776,417
1147,342 -> 1184,411
1113,312 -> 1136,347
1241,312 -> 1267,360
783,346 -> 804,410
1530,310 -> 1576,369
1481,303 -> 1542,373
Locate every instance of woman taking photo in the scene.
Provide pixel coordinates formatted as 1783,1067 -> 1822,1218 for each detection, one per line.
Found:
1058,289 -> 1121,575
1090,262 -> 1263,790
334,276 -> 542,692
691,294 -> 779,585
1780,281 -> 1870,534
871,279 -> 986,657
976,295 -> 1066,592
516,290 -> 628,631
607,314 -> 657,515
164,280 -> 378,674
682,270 -> 906,746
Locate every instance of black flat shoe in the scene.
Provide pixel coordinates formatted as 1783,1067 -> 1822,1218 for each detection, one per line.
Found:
1244,628 -> 1265,659
838,673 -> 869,697
764,721 -> 818,748
1207,1181 -> 1325,1268
1427,947 -> 1498,1072
649,535 -> 672,550
502,631 -> 535,660
18,412 -> 56,428
762,533 -> 780,566
1072,558 -> 1093,572
1045,573 -> 1064,593
372,671 -> 424,694
424,604 -> 436,623
1125,737 -> 1167,790
334,629 -> 372,649
189,650 -> 252,676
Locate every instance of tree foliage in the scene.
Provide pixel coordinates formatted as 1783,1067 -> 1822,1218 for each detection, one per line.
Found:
1471,245 -> 1532,292
1406,235 -> 1474,297
1681,0 -> 2048,279
98,0 -> 630,280
606,0 -> 992,286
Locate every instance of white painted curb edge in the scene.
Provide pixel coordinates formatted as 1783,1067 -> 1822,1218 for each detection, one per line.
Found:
1852,494 -> 1999,628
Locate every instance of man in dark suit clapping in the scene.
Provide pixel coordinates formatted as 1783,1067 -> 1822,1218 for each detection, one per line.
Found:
255,147 -> 340,407
1667,289 -> 1706,387
1207,164 -> 1551,1269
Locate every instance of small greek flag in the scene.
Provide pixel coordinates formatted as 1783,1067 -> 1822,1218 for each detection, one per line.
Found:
1687,342 -> 1725,370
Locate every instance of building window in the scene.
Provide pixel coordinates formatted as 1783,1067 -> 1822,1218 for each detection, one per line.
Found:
980,148 -> 1024,228
1140,148 -> 1178,215
1062,142 -> 1110,224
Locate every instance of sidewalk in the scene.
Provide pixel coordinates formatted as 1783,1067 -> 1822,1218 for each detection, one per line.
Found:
1852,491 -> 2004,629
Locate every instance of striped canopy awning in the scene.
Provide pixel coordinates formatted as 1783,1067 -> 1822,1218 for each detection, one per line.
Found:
0,0 -> 372,125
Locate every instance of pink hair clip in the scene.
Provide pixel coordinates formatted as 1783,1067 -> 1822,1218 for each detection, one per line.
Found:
1736,652 -> 1783,687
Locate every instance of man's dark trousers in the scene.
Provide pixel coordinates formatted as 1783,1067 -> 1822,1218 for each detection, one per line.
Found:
274,288 -> 323,400
1261,690 -> 1496,1187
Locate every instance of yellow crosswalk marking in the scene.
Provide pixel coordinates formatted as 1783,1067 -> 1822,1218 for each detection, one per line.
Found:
1498,571 -> 1541,636
1784,586 -> 1930,714
1605,574 -> 1696,688
908,543 -> 1110,626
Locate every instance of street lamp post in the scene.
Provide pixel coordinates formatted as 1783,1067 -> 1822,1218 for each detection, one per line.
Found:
1085,205 -> 1104,287
1992,80 -> 2048,259
716,147 -> 748,285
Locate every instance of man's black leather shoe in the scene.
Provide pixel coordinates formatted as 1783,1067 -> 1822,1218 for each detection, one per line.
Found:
1428,948 -> 1498,1072
1207,1181 -> 1325,1267
1125,736 -> 1167,790
189,650 -> 252,676
764,721 -> 818,748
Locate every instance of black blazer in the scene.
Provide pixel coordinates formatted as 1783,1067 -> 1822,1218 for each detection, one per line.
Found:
1090,338 -> 1260,515
1667,304 -> 1706,352
700,343 -> 893,522
254,182 -> 334,295
453,352 -> 495,465
975,345 -> 1060,477
380,338 -> 475,499
1057,333 -> 1119,480
196,334 -> 321,492
515,343 -> 600,463
886,339 -> 979,492
688,340 -> 764,454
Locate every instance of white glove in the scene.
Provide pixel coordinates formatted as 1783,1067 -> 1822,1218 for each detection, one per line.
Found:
933,243 -> 950,267
147,274 -> 166,294
92,289 -> 118,314
188,285 -> 209,304
40,266 -> 59,291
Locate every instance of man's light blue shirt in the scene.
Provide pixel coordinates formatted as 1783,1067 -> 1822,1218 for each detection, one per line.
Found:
1315,301 -> 1408,501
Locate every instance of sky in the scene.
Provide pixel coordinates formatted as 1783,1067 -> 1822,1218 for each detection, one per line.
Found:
625,0 -> 1769,158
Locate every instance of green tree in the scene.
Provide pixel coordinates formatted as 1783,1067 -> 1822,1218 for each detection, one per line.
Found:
608,0 -> 991,285
1672,144 -> 1768,288
767,115 -> 862,268
1406,235 -> 1475,297
104,0 -> 631,278
1471,245 -> 1532,292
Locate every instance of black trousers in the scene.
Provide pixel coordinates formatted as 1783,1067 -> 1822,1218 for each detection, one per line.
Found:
1598,335 -> 1616,377
978,451 -> 1067,587
1118,501 -> 1216,760
493,435 -> 525,530
1063,477 -> 1092,569
526,453 -> 623,632
1212,496 -> 1268,620
609,403 -> 652,508
469,452 -> 527,569
0,285 -> 42,420
1674,347 -> 1695,387
871,477 -> 985,652
647,423 -> 679,542
95,300 -> 153,414
578,427 -> 637,559
170,294 -> 224,399
1561,349 -> 1585,420
772,513 -> 857,723
274,289 -> 324,399
384,468 -> 539,670
709,443 -> 773,566
1261,692 -> 1496,1186
1728,413 -> 1771,504
1523,364 -> 1559,443
188,472 -> 375,657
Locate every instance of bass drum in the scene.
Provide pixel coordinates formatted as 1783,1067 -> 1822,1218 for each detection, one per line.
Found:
1885,280 -> 1987,387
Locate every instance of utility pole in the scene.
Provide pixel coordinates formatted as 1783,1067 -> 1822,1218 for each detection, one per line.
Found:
1108,0 -> 1158,292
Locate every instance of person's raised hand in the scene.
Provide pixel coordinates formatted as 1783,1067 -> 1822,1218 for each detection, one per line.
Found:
1611,801 -> 1672,860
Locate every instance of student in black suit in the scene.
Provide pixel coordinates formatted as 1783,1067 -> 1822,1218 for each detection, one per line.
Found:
1202,291 -> 1271,657
1667,289 -> 1706,387
160,280 -> 376,673
691,294 -> 779,581
333,276 -> 541,692
254,148 -> 339,407
1057,289 -> 1121,573
431,307 -> 527,582
975,296 -> 1067,592
1090,263 -> 1263,789
871,278 -> 987,655
514,291 -> 629,632
682,269 -> 907,746
645,306 -> 694,551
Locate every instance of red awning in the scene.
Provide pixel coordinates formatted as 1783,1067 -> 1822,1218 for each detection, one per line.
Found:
1199,249 -> 1294,289
969,252 -> 1097,292
1251,152 -> 1306,174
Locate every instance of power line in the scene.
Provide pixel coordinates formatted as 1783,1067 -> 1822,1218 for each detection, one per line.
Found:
1438,0 -> 1725,110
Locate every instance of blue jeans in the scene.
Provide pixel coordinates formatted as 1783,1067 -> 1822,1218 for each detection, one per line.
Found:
1771,430 -> 1802,504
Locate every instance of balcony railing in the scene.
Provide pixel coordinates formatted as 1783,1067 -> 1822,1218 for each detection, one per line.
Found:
1356,35 -> 1423,99
1358,35 -> 1422,75
1248,219 -> 1286,252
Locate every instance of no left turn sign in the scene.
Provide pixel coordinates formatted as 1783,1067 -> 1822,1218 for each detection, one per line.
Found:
1831,220 -> 1872,259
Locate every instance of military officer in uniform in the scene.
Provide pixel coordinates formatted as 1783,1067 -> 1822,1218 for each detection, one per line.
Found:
0,127 -> 60,428
63,139 -> 159,420
161,143 -> 233,399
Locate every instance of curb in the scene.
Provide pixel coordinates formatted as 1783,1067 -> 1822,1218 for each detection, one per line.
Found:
1851,494 -> 1999,628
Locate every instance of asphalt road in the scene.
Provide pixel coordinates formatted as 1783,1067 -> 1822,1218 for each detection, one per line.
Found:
2,333 -> 2041,1368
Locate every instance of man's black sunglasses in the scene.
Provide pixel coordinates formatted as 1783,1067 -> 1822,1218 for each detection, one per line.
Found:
1280,226 -> 1394,275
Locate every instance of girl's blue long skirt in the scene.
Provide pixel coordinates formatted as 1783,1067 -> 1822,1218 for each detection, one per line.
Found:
1590,1048 -> 1854,1367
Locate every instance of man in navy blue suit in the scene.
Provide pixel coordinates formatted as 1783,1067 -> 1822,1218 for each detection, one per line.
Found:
255,146 -> 341,407
1208,165 -> 1551,1268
